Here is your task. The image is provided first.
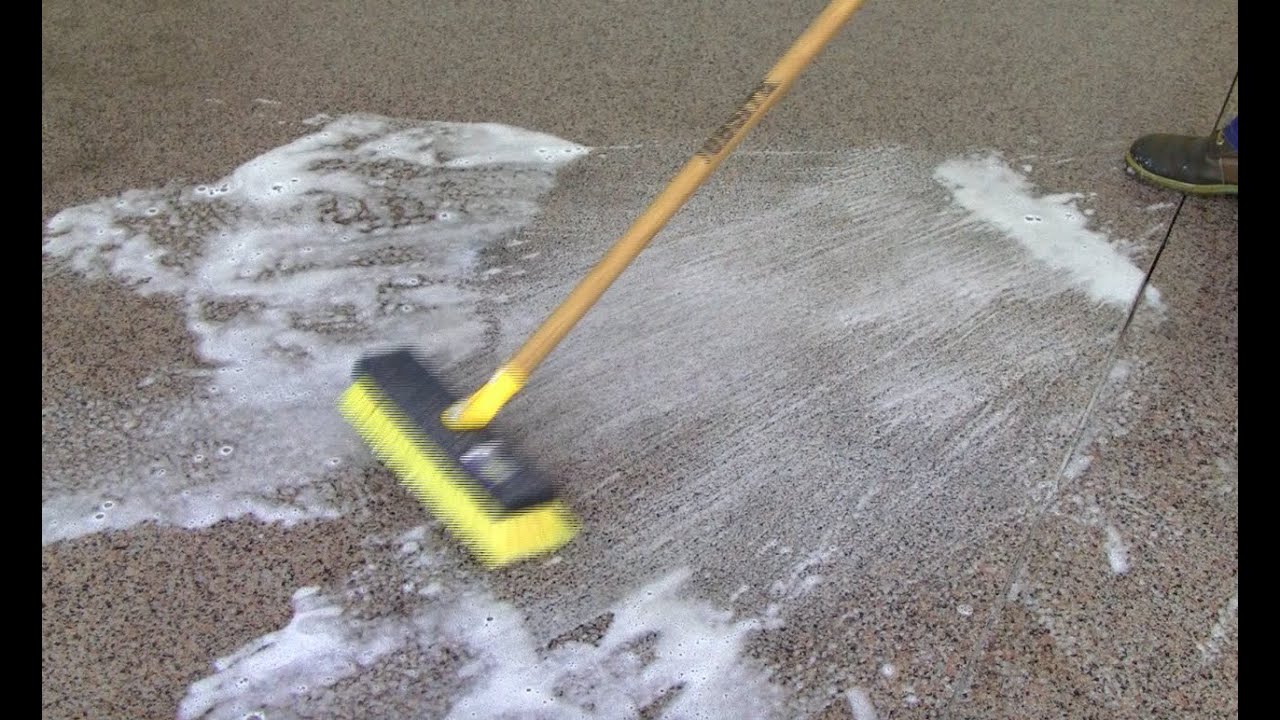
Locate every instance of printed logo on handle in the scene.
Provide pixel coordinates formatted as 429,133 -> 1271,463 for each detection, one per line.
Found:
698,81 -> 782,159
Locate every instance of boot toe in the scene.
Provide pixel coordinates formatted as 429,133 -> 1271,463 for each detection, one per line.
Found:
1127,134 -> 1194,177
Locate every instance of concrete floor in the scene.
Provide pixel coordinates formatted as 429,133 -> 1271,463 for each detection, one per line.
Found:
43,1 -> 1237,718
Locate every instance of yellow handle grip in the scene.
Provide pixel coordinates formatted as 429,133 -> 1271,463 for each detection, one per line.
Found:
444,0 -> 869,430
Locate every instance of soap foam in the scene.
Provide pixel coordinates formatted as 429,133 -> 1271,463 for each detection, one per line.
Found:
42,114 -> 587,544
178,548 -> 783,720
934,154 -> 1160,308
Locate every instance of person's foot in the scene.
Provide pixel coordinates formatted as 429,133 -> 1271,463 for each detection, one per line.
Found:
1124,129 -> 1238,195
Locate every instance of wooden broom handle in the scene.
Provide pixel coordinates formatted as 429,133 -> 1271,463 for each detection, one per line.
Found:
510,0 -> 868,374
443,0 -> 868,430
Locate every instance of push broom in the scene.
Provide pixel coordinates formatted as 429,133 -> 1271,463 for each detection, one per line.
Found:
340,0 -> 870,567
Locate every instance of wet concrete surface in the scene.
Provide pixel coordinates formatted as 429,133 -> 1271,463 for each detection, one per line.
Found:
43,1 -> 1237,718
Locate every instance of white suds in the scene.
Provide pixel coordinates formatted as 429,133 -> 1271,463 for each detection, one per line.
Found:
1063,453 -> 1093,482
1104,525 -> 1130,574
178,587 -> 406,720
42,114 -> 587,544
846,687 -> 878,720
769,549 -> 834,601
1197,592 -> 1239,666
934,155 -> 1160,308
178,562 -> 784,719
448,569 -> 778,719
